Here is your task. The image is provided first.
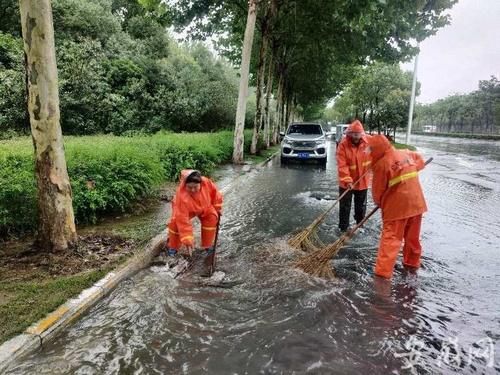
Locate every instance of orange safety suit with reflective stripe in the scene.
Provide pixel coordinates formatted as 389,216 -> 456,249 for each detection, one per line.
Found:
368,135 -> 427,279
167,169 -> 223,249
336,134 -> 372,190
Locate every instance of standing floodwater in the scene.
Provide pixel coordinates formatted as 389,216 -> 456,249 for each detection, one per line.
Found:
6,136 -> 500,374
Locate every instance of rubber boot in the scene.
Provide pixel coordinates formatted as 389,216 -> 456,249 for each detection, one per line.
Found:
165,248 -> 179,268
201,247 -> 215,277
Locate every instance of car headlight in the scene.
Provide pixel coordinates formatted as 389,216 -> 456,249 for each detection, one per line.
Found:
315,139 -> 326,145
283,137 -> 292,145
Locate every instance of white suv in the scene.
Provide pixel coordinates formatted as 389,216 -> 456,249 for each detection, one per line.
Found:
280,122 -> 327,165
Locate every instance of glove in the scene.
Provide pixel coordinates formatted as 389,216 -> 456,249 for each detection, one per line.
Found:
167,248 -> 177,256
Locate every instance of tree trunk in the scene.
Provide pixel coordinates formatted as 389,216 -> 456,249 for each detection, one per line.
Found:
233,0 -> 258,164
285,96 -> 291,128
274,72 -> 283,144
250,31 -> 268,155
23,52 -> 30,131
264,53 -> 274,148
19,0 -> 77,252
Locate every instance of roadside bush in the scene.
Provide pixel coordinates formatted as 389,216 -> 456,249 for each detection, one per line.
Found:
0,153 -> 36,237
0,131 -> 252,237
67,137 -> 164,224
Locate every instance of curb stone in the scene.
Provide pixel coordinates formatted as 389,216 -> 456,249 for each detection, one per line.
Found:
0,232 -> 163,373
0,151 -> 279,373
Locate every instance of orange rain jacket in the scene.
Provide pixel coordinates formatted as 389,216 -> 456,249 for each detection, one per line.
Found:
170,169 -> 223,246
336,120 -> 372,190
368,135 -> 427,221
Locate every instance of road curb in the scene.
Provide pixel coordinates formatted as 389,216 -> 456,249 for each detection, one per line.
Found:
0,233 -> 164,373
0,153 -> 279,373
262,150 -> 280,165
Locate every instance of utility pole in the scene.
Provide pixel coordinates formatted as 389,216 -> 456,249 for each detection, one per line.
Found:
406,51 -> 419,145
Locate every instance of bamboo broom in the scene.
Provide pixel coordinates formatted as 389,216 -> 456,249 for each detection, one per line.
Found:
295,157 -> 432,278
288,169 -> 371,251
294,206 -> 379,278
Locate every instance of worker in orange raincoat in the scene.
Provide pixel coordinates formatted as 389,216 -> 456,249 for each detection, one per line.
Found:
368,135 -> 427,279
336,120 -> 372,232
166,169 -> 223,274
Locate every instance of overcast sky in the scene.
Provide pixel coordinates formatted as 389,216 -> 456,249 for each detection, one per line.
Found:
401,0 -> 500,104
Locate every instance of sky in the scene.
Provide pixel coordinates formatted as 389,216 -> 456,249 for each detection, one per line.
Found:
401,0 -> 500,104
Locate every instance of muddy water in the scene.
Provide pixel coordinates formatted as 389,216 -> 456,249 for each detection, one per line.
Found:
6,136 -> 500,374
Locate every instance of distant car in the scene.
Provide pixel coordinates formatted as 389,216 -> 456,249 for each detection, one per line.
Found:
335,124 -> 349,145
280,122 -> 327,165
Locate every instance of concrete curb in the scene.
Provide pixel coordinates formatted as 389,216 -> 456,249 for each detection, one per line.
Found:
0,152 -> 279,373
0,233 -> 163,373
262,150 -> 280,165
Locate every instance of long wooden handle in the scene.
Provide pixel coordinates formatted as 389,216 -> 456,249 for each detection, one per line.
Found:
211,214 -> 221,271
344,206 -> 379,239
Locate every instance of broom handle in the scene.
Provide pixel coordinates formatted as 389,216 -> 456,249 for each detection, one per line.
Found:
343,156 -> 433,239
343,206 -> 379,239
210,214 -> 221,272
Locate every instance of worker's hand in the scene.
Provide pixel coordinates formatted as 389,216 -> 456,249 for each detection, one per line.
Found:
179,244 -> 193,257
347,183 -> 354,190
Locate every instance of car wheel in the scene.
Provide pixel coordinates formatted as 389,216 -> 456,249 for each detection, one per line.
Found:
318,157 -> 327,166
280,156 -> 289,165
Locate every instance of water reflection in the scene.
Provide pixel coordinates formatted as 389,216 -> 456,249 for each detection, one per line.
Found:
6,138 -> 500,374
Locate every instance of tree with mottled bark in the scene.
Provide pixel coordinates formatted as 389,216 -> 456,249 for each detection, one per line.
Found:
233,0 -> 258,164
19,0 -> 77,251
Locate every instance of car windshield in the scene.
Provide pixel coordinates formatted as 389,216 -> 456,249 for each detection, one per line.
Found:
287,124 -> 322,135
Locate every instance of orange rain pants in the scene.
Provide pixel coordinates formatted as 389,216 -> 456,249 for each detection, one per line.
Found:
167,211 -> 219,250
166,169 -> 223,250
375,214 -> 422,279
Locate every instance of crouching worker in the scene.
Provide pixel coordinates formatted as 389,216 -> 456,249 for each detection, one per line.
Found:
166,169 -> 223,276
368,135 -> 427,279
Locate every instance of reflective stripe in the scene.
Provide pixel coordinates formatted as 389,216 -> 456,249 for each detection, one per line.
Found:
168,228 -> 178,235
181,235 -> 194,242
202,226 -> 217,231
362,160 -> 372,167
340,177 -> 353,182
388,171 -> 418,187
214,204 -> 222,207
349,165 -> 357,170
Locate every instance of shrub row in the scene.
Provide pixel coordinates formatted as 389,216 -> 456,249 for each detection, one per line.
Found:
0,131 -> 250,237
412,131 -> 500,141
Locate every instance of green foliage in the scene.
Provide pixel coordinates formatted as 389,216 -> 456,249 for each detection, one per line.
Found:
170,0 -> 456,117
0,0 -> 21,36
0,152 -> 36,235
0,268 -> 109,343
0,32 -> 25,134
329,63 -> 416,133
415,76 -> 500,134
52,0 -> 121,42
0,132 -> 237,237
0,0 -> 242,136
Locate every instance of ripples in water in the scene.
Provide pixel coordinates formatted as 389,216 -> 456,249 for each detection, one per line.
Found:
6,139 -> 500,374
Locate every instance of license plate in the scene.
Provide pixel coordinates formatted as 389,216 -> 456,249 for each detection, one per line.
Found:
297,152 -> 309,159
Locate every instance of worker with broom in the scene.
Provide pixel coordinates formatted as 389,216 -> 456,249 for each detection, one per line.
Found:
166,169 -> 223,276
368,135 -> 427,279
336,119 -> 372,232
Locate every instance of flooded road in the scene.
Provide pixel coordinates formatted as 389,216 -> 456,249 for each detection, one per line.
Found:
6,135 -> 500,374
